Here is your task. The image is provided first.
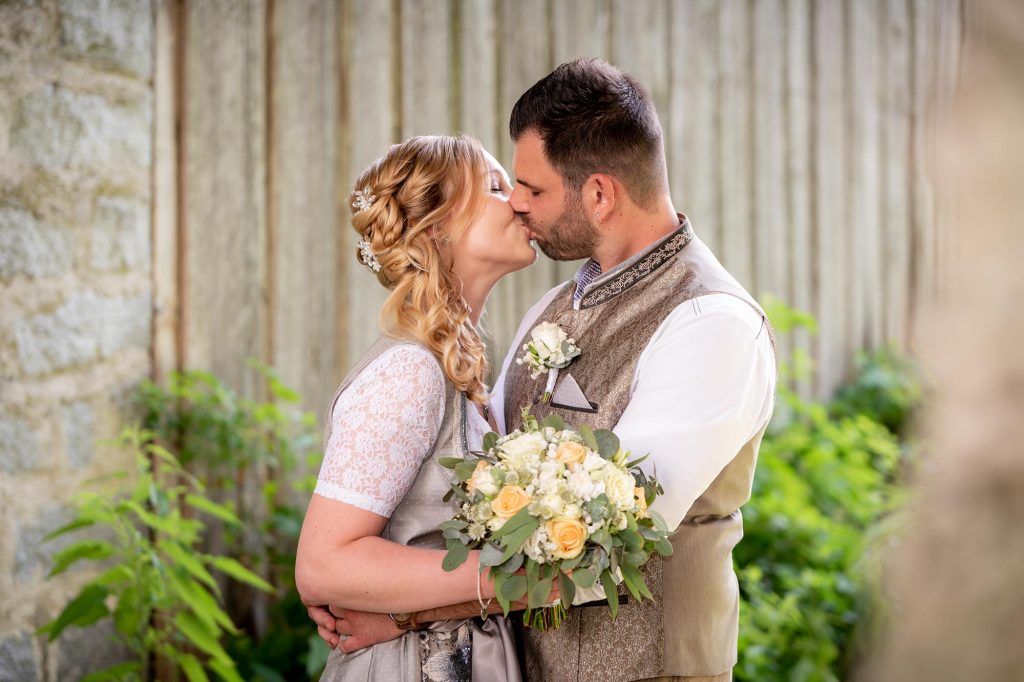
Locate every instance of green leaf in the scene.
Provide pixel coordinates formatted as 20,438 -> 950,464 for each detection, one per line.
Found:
478,543 -> 505,567
500,574 -> 528,602
558,572 -> 576,610
93,565 -> 135,589
438,457 -> 465,469
482,432 -> 498,452
579,425 -> 599,452
593,429 -> 620,459
528,576 -> 553,610
569,568 -> 596,589
185,494 -> 241,526
655,538 -> 674,556
175,611 -> 232,666
48,539 -> 114,577
179,654 -> 210,682
496,552 -> 524,575
161,540 -> 219,593
489,507 -> 534,539
621,563 -> 654,600
624,454 -> 650,469
80,662 -> 142,682
442,539 -> 470,572
496,519 -> 539,565
169,571 -> 238,635
600,570 -> 619,619
209,657 -> 245,682
618,529 -> 644,552
42,584 -> 110,641
560,551 -> 586,571
491,571 -> 510,615
43,517 -> 95,541
113,583 -> 146,636
454,460 -> 479,481
541,414 -> 565,431
208,556 -> 274,593
649,510 -> 670,533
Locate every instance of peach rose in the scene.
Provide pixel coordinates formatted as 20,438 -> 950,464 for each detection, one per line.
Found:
490,485 -> 532,519
554,441 -> 589,466
634,487 -> 649,518
545,517 -> 588,559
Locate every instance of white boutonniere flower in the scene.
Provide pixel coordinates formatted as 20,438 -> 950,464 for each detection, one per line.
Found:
516,321 -> 581,402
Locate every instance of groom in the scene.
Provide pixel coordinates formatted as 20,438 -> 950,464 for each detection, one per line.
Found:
311,59 -> 777,681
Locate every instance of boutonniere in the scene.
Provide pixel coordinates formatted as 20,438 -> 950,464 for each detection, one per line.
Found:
515,321 -> 581,402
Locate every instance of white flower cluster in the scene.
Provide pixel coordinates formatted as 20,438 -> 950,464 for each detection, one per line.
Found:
515,321 -> 582,380
457,426 -> 643,564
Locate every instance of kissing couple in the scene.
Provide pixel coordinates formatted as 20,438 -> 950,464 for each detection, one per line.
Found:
295,58 -> 777,682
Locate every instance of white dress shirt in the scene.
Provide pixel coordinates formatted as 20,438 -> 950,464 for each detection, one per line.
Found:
492,285 -> 776,532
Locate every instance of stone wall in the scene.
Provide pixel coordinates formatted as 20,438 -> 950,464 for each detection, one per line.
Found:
0,1 -> 153,679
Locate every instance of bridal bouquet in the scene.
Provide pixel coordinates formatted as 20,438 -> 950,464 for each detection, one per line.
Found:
439,408 -> 673,630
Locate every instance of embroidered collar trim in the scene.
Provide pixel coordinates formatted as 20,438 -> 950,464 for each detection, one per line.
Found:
578,217 -> 695,309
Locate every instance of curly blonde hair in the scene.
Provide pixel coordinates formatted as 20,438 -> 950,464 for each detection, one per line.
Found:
350,135 -> 491,404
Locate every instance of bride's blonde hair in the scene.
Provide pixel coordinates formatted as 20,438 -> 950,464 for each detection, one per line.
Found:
350,135 -> 491,405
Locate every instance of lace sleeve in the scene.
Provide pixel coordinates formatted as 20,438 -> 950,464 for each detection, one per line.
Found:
314,344 -> 446,517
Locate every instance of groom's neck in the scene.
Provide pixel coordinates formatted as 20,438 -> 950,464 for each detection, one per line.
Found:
593,194 -> 679,272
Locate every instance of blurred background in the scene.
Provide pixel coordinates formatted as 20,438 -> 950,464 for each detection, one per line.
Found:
4,1 -> 1021,681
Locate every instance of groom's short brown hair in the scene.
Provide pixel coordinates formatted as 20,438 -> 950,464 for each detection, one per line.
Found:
509,58 -> 667,209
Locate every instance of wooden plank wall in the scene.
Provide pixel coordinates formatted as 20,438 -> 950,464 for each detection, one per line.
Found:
155,0 -> 964,413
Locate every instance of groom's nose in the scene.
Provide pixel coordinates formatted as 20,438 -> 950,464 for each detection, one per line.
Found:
509,184 -> 529,214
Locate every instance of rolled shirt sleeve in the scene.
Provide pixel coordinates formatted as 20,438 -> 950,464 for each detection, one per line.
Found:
614,294 -> 777,532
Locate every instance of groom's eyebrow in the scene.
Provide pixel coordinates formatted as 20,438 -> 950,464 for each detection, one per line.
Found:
515,177 -> 541,191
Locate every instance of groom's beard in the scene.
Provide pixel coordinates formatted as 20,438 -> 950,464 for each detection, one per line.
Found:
526,189 -> 598,262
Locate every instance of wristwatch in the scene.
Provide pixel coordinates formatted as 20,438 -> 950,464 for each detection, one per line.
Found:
388,612 -> 420,631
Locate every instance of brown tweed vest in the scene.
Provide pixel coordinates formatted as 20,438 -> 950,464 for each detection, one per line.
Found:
503,219 -> 777,681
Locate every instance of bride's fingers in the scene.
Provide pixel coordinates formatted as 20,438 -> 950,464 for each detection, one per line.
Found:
308,605 -> 337,631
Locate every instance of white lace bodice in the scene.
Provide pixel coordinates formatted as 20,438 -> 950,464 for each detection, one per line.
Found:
314,343 -> 492,517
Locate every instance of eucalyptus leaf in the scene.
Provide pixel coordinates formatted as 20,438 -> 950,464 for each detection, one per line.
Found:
482,432 -> 499,452
600,570 -> 619,619
500,574 -> 528,602
479,543 -> 506,567
541,414 -> 565,431
569,568 -> 596,589
438,457 -> 464,469
558,572 -> 576,610
497,551 -> 524,575
442,539 -> 470,571
579,425 -> 599,452
528,576 -> 553,610
593,429 -> 620,459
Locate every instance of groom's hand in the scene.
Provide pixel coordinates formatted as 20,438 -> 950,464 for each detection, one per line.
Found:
329,606 -> 403,653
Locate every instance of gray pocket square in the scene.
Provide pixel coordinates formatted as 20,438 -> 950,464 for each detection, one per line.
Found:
550,372 -> 598,412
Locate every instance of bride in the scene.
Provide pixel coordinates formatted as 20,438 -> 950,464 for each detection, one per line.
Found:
295,135 -> 539,682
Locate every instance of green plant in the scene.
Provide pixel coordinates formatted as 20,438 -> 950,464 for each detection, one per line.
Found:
39,429 -> 274,682
134,361 -> 327,680
831,348 -> 925,437
734,301 -> 919,682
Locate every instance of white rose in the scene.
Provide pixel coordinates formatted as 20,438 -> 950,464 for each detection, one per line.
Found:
499,432 -> 547,462
486,516 -> 507,532
603,469 -> 636,510
530,321 -> 565,356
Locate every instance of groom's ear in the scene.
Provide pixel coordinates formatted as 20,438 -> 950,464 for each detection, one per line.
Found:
583,173 -> 616,222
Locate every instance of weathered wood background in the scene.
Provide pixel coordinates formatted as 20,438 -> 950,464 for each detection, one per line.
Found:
153,0 -> 963,410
